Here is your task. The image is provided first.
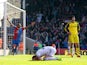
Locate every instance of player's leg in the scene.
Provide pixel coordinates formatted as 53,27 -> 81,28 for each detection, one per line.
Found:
75,43 -> 80,57
72,43 -> 75,56
44,56 -> 61,61
68,42 -> 71,55
74,35 -> 80,57
15,43 -> 20,54
12,43 -> 19,55
12,40 -> 18,55
68,35 -> 74,57
12,44 -> 17,55
43,48 -> 61,60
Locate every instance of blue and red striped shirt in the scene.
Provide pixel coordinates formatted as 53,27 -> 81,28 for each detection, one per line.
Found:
12,27 -> 24,44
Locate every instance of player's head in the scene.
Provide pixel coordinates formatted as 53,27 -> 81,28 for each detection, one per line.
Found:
32,55 -> 41,61
17,23 -> 22,28
71,15 -> 75,21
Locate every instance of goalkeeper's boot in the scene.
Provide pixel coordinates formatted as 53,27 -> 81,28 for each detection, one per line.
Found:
75,53 -> 81,57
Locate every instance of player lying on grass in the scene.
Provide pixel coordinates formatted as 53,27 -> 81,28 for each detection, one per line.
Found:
32,46 -> 61,61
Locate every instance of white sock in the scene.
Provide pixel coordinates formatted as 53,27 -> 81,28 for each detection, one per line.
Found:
68,46 -> 70,54
72,45 -> 75,55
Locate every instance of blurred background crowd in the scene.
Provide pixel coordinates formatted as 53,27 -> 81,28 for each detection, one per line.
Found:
25,0 -> 87,50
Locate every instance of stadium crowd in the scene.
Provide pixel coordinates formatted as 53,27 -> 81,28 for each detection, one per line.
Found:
25,0 -> 87,50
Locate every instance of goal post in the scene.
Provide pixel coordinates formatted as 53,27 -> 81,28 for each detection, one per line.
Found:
2,1 -> 26,56
3,2 -> 7,56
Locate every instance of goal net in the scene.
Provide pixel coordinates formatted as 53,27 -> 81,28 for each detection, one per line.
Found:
0,1 -> 26,56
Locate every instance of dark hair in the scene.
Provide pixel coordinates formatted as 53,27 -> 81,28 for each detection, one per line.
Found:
32,55 -> 37,59
32,55 -> 38,60
32,55 -> 41,60
71,15 -> 75,18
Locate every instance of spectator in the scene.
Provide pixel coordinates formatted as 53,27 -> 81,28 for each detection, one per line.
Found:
33,41 -> 39,54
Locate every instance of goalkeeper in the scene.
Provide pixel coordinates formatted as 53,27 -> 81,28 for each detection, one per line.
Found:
65,16 -> 80,57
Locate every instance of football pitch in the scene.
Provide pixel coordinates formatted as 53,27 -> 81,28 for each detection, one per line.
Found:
0,55 -> 87,65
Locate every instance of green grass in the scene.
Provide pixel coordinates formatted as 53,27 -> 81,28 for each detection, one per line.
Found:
0,55 -> 87,65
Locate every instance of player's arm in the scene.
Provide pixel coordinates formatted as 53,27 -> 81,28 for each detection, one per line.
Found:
24,22 -> 35,29
64,23 -> 70,34
7,18 -> 16,27
77,23 -> 80,32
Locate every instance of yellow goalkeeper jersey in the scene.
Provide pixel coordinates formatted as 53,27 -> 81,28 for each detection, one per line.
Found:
65,21 -> 80,34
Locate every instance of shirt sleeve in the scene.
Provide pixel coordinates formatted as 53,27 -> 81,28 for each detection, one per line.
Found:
22,27 -> 25,31
64,23 -> 69,33
77,23 -> 80,32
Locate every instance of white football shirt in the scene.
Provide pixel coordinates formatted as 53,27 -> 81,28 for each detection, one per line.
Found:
36,46 -> 56,57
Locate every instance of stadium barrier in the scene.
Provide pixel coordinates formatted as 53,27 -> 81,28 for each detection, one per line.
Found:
56,48 -> 66,55
18,42 -> 23,51
0,38 -> 2,49
81,50 -> 87,55
56,48 -> 87,55
0,49 -> 10,56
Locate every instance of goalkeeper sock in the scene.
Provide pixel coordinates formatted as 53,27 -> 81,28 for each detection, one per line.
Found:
72,46 -> 75,55
76,47 -> 80,56
68,46 -> 71,54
